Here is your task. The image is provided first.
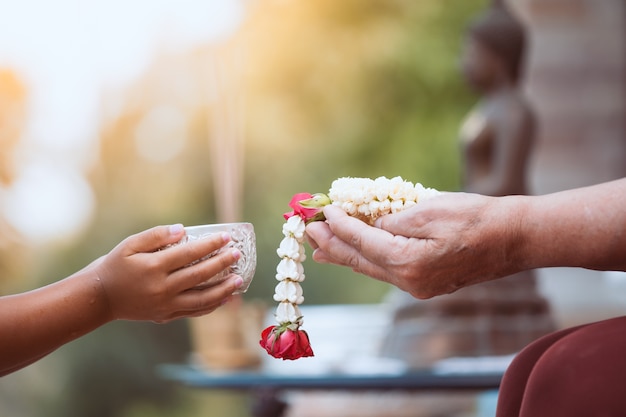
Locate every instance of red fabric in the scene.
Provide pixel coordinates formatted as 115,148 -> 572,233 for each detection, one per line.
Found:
496,316 -> 626,417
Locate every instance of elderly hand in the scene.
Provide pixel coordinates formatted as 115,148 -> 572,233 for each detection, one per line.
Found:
306,193 -> 524,299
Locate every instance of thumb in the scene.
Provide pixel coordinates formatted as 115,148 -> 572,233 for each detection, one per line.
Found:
124,224 -> 186,254
374,205 -> 427,238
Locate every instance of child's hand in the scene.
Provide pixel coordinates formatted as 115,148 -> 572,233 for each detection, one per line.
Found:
92,224 -> 244,323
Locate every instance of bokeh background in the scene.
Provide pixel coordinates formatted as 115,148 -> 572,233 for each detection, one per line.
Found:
1,0 -> 624,416
0,1 -> 485,415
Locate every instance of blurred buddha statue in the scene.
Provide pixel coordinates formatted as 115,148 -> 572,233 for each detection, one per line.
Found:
380,4 -> 555,369
459,4 -> 533,196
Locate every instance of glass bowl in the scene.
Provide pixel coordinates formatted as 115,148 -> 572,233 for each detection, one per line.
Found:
180,222 -> 256,294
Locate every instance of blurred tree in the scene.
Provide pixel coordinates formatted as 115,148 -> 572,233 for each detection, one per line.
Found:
0,68 -> 25,187
48,48 -> 221,417
0,68 -> 35,294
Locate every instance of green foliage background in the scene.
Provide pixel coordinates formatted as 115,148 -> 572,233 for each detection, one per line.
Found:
241,0 -> 485,305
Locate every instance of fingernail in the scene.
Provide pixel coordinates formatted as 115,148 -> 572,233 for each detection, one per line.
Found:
169,224 -> 184,235
231,248 -> 241,260
312,249 -> 328,264
234,276 -> 244,288
221,232 -> 231,243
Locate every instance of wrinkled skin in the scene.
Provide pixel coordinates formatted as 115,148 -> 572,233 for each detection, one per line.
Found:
306,193 -> 519,299
306,179 -> 626,299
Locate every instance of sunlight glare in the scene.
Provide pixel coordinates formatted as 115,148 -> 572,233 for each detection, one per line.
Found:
0,0 -> 244,243
3,163 -> 95,244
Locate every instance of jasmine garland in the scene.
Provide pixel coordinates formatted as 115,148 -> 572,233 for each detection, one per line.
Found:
259,177 -> 440,360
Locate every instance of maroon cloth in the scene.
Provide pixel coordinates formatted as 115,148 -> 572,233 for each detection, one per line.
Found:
496,316 -> 626,416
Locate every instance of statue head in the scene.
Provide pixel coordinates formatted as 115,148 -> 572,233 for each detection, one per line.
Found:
461,5 -> 527,88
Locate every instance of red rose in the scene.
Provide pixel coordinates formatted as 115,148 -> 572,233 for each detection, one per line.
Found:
283,193 -> 319,221
259,325 -> 314,360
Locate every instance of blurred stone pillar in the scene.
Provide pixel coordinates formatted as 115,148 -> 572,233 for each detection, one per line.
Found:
509,0 -> 626,327
510,0 -> 626,192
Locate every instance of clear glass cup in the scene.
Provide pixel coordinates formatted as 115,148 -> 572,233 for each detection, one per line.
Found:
179,223 -> 256,294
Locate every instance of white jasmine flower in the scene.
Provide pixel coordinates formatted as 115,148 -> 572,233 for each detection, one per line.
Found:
368,200 -> 381,216
390,199 -> 404,213
404,200 -> 417,210
276,258 -> 304,281
373,177 -> 390,201
419,184 -> 442,200
275,302 -> 303,325
277,236 -> 301,259
273,280 -> 304,304
358,203 -> 371,217
298,245 -> 307,263
339,201 -> 357,216
378,199 -> 391,214
283,215 -> 305,240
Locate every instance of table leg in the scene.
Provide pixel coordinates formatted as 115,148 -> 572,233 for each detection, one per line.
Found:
250,388 -> 288,417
